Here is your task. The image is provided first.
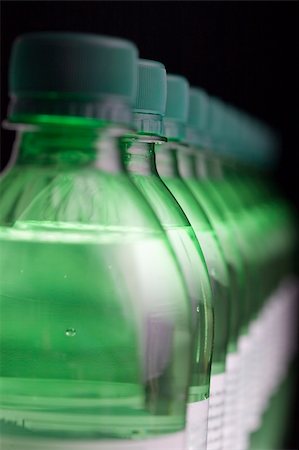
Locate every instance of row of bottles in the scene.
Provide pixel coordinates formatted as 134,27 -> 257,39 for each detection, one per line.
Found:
0,32 -> 297,450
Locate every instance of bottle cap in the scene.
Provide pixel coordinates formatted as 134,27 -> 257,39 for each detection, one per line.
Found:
134,59 -> 166,136
164,74 -> 189,140
8,32 -> 138,124
223,106 -> 279,169
165,74 -> 189,123
187,87 -> 209,133
209,96 -> 226,145
134,59 -> 166,116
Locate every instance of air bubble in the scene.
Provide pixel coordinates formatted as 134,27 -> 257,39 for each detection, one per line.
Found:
65,328 -> 76,337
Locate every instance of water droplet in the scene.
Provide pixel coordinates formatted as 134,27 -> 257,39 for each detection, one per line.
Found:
20,269 -> 24,274
63,274 -> 68,279
65,328 -> 76,337
196,306 -> 200,313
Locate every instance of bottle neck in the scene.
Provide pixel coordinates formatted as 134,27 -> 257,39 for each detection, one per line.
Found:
155,142 -> 181,179
185,126 -> 211,179
186,125 -> 208,149
176,145 -> 198,180
156,119 -> 187,179
164,118 -> 186,142
193,150 -> 211,180
202,151 -> 225,180
124,138 -> 159,176
187,143 -> 224,181
133,112 -> 164,137
8,122 -> 130,174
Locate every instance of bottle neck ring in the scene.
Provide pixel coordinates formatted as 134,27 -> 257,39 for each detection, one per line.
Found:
133,111 -> 165,138
8,93 -> 133,127
163,119 -> 185,142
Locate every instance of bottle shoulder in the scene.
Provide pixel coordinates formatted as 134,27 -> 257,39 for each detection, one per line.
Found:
130,172 -> 191,228
0,164 -> 163,233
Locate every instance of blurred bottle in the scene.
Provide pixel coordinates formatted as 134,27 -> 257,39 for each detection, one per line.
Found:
155,75 -> 231,450
0,33 -> 192,450
185,88 -> 248,448
202,98 -> 298,449
224,108 -> 298,441
123,58 -> 214,450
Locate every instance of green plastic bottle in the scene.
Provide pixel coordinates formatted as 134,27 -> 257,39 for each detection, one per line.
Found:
216,102 -> 276,450
0,33 -> 192,449
185,89 -> 252,450
224,109 -> 298,439
210,106 -> 274,449
202,100 -> 297,449
123,59 -> 214,450
223,112 -> 275,441
155,75 -> 231,450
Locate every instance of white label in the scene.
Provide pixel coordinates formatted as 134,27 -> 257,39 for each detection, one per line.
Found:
1,431 -> 186,450
223,351 -> 241,450
246,315 -> 265,433
256,298 -> 277,425
207,372 -> 225,450
186,398 -> 209,450
238,330 -> 257,449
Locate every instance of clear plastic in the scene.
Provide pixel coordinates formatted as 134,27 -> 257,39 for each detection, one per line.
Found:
123,135 -> 214,449
173,143 -> 247,450
0,119 -> 192,447
155,141 -> 231,450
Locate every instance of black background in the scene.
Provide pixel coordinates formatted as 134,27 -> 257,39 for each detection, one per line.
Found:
1,1 -> 299,448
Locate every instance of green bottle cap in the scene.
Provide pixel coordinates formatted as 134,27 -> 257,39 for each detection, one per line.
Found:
222,104 -> 237,156
133,59 -> 166,136
209,96 -> 225,143
186,87 -> 210,147
246,117 -> 279,169
187,87 -> 209,133
8,32 -> 138,124
164,74 -> 189,140
222,105 -> 279,169
134,59 -> 166,116
165,75 -> 189,123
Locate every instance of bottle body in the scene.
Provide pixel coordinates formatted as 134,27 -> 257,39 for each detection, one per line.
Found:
222,168 -> 298,438
124,137 -> 214,450
175,143 -> 248,450
192,148 -> 298,450
190,149 -> 260,450
0,124 -> 192,448
156,142 -> 231,450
